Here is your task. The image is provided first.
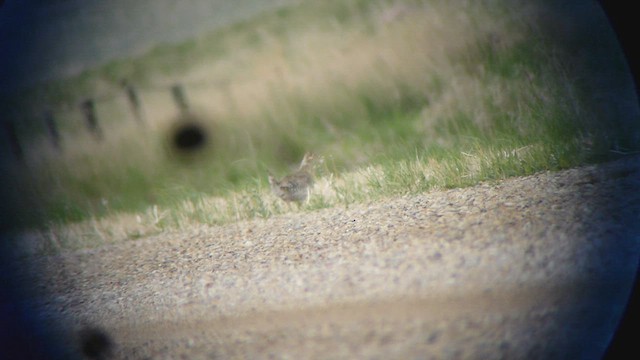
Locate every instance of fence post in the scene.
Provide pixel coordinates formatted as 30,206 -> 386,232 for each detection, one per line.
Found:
3,120 -> 23,160
171,84 -> 189,113
80,98 -> 102,139
121,79 -> 144,124
44,110 -> 61,150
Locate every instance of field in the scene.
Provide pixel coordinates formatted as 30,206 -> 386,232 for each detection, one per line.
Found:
1,0 -> 638,249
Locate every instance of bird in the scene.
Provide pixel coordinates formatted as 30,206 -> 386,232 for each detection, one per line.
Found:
268,152 -> 317,204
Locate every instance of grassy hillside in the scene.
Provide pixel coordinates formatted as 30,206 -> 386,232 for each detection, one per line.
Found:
2,0 -> 638,247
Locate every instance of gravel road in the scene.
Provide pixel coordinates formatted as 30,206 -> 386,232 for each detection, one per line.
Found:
16,155 -> 640,359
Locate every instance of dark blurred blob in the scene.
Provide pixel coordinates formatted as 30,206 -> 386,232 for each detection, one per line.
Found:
78,326 -> 114,359
172,122 -> 208,153
166,114 -> 211,163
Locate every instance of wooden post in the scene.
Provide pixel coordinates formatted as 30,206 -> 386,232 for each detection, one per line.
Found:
3,120 -> 22,160
121,79 -> 144,123
44,110 -> 61,150
171,84 -> 189,113
80,98 -> 102,139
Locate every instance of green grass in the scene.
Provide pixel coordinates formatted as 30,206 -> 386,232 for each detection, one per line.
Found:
1,0 -> 639,247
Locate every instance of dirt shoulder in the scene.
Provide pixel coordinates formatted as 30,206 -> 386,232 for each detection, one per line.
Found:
18,155 -> 640,358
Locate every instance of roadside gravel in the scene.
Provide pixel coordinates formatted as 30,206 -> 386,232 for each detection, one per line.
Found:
16,155 -> 640,359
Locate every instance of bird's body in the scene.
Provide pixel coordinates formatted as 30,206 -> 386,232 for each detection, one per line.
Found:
268,153 -> 316,204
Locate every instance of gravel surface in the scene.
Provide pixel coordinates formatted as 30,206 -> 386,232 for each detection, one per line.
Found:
15,156 -> 640,359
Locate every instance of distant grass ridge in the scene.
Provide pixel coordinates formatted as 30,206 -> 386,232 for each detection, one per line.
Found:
1,0 -> 638,240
